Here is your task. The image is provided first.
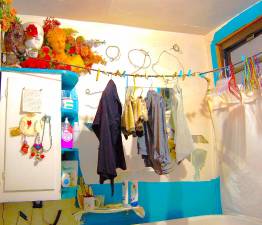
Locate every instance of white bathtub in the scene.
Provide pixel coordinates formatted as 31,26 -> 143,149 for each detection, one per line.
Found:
135,215 -> 262,225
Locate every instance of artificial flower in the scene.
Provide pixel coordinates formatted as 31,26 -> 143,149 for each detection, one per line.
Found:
10,8 -> 16,16
26,24 -> 38,38
76,36 -> 84,44
41,46 -> 51,54
68,46 -> 76,55
20,58 -> 50,69
63,28 -> 78,36
43,17 -> 61,34
54,64 -> 71,70
80,46 -> 90,57
66,35 -> 75,46
1,19 -> 8,32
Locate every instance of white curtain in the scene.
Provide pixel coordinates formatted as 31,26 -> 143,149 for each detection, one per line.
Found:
210,90 -> 262,219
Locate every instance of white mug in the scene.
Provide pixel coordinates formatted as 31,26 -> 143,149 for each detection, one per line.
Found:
84,197 -> 95,210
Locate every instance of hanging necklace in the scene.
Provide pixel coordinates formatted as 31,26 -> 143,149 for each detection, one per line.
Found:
41,115 -> 52,152
30,115 -> 52,162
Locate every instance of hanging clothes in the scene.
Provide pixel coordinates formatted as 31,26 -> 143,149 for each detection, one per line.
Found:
121,94 -> 148,139
208,87 -> 262,219
137,90 -> 171,174
170,84 -> 194,163
160,86 -> 194,164
92,80 -> 126,195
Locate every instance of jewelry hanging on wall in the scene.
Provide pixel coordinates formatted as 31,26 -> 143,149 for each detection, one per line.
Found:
105,45 -> 121,62
29,115 -> 52,163
41,115 -> 52,153
19,113 -> 43,137
128,48 -> 152,75
21,135 -> 29,154
30,133 -> 44,161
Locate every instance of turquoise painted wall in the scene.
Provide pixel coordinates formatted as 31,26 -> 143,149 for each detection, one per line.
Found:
82,178 -> 222,225
210,1 -> 262,83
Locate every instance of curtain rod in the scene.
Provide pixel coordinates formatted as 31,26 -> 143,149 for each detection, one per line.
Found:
1,51 -> 261,78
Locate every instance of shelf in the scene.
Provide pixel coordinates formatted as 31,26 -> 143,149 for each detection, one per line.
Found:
61,186 -> 78,199
61,108 -> 78,122
62,148 -> 78,153
0,67 -> 79,91
73,205 -> 145,219
61,71 -> 79,90
84,206 -> 141,214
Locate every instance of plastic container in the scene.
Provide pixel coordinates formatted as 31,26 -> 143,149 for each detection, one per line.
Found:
122,181 -> 129,206
61,117 -> 74,148
73,122 -> 80,144
130,181 -> 138,207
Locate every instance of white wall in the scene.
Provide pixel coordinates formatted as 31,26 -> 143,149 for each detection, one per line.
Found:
19,15 -> 216,184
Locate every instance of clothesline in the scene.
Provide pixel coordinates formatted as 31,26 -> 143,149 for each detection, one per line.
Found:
91,52 -> 262,78
1,51 -> 261,79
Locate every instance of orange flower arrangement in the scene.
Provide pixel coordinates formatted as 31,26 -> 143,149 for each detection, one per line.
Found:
41,17 -> 106,74
0,0 -> 18,32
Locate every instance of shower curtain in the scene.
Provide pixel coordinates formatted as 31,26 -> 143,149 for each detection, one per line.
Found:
209,90 -> 262,219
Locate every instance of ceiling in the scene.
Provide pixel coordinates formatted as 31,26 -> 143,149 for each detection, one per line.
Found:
13,0 -> 259,34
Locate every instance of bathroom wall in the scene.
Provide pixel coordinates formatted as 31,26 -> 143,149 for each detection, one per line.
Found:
18,14 -> 216,184
0,14 -> 218,225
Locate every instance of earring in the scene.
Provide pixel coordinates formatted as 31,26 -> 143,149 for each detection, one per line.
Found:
21,136 -> 29,154
30,133 -> 45,161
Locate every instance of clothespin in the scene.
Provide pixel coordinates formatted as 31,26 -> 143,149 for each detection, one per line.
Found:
125,73 -> 129,89
182,70 -> 187,80
187,69 -> 192,77
96,68 -> 101,81
114,70 -> 121,77
132,75 -> 137,96
179,70 -> 183,77
122,71 -> 126,77
145,71 -> 148,80
198,73 -> 204,78
241,55 -> 247,88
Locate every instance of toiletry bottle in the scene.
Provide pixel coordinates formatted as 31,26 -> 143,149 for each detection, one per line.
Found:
130,181 -> 138,207
61,117 -> 73,148
73,121 -> 80,144
122,181 -> 129,207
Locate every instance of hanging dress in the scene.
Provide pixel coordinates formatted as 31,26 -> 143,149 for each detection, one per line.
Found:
170,84 -> 194,163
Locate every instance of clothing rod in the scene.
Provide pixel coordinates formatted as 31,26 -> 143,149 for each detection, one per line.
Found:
1,51 -> 261,78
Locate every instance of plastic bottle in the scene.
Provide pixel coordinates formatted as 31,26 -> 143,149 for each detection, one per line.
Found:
130,181 -> 139,207
73,121 -> 80,144
122,181 -> 129,207
61,117 -> 73,148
